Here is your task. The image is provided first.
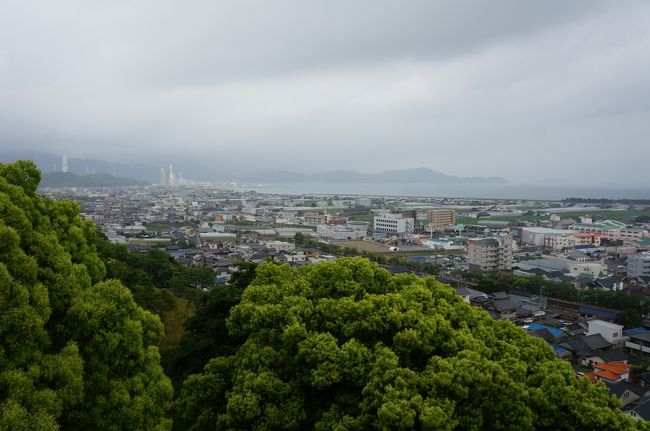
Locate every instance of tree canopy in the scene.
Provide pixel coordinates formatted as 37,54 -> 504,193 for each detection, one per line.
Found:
176,258 -> 645,430
162,263 -> 256,388
3,160 -> 647,430
0,161 -> 172,430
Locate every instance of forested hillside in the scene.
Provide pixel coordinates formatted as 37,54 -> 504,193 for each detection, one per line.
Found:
0,161 -> 171,430
1,160 -> 648,430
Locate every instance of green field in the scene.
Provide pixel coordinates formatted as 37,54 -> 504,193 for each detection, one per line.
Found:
481,209 -> 650,223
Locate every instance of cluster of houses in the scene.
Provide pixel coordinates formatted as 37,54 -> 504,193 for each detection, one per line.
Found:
39,184 -> 650,420
458,286 -> 650,420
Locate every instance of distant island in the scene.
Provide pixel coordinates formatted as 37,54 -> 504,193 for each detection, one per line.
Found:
241,167 -> 507,184
40,172 -> 148,188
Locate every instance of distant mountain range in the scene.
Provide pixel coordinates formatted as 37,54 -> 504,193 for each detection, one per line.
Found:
1,151 -> 507,184
239,167 -> 507,184
0,151 -> 161,183
40,172 -> 148,188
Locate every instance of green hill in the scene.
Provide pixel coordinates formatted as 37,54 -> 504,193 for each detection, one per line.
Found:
40,171 -> 148,188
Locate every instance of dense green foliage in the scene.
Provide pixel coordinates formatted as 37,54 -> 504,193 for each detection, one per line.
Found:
176,258 -> 644,430
93,237 -> 214,317
39,171 -> 147,188
163,262 -> 257,388
4,160 -> 648,430
466,271 -> 650,326
305,240 -> 359,257
0,161 -> 172,430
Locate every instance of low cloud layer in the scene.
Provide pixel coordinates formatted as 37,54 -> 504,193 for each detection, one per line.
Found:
1,1 -> 649,184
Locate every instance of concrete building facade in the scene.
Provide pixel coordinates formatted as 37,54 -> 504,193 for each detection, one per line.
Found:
628,252 -> 650,278
426,209 -> 456,232
586,320 -> 624,346
522,227 -> 573,247
317,224 -> 366,240
374,213 -> 415,235
468,235 -> 513,271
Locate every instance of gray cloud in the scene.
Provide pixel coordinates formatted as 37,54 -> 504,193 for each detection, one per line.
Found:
0,0 -> 649,184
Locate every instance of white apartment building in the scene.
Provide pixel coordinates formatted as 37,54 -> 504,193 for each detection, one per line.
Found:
521,227 -> 574,246
628,252 -> 650,278
468,235 -> 513,271
374,213 -> 415,235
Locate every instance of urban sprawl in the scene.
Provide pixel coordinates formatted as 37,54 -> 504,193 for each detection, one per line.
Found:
41,180 -> 650,421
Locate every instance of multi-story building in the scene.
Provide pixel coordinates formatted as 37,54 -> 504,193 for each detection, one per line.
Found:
571,232 -> 602,246
303,212 -> 328,225
522,227 -> 573,247
468,235 -> 513,271
569,220 -> 625,234
426,209 -> 456,232
628,252 -> 650,278
316,224 -> 366,240
374,213 -> 414,235
544,234 -> 572,250
567,220 -> 646,243
603,226 -> 649,243
544,232 -> 602,250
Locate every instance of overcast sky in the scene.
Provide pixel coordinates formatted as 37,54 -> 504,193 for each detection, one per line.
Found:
1,1 -> 649,184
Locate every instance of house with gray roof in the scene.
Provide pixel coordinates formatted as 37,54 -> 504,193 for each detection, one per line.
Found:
559,334 -> 613,366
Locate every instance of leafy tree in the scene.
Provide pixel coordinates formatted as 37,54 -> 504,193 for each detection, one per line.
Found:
164,263 -> 257,388
294,232 -> 305,246
0,161 -> 172,430
176,258 -> 645,430
94,237 -> 215,315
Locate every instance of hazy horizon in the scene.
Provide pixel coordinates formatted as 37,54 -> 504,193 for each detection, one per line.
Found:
1,1 -> 650,186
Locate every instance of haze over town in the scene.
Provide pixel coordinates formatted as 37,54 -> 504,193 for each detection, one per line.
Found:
1,1 -> 650,186
6,2 -> 650,428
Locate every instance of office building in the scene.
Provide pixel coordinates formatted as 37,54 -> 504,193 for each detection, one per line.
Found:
426,209 -> 456,231
374,213 -> 414,235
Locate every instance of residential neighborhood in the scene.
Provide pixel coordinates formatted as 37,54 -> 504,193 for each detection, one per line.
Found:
41,182 -> 650,421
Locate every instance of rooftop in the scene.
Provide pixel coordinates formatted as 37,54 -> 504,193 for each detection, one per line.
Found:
594,361 -> 630,376
587,319 -> 623,330
528,323 -> 564,338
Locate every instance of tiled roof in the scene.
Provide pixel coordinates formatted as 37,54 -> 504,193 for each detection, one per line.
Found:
592,370 -> 621,382
594,361 -> 629,376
